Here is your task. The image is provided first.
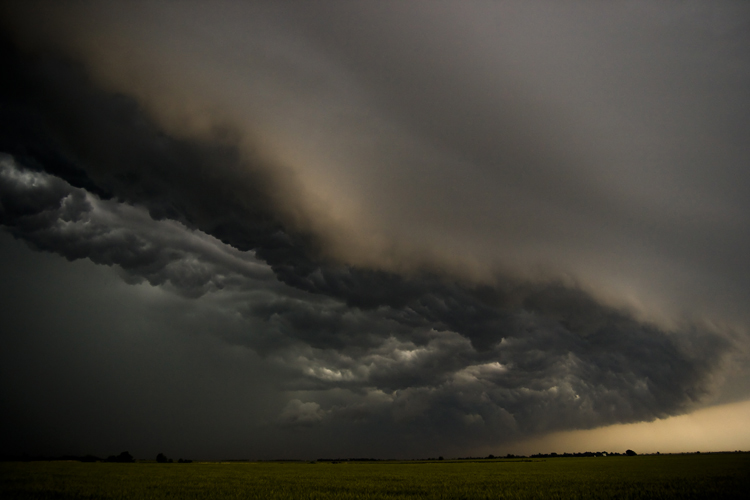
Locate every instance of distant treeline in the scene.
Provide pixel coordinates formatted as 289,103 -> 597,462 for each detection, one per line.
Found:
6,449 -> 747,463
315,458 -> 382,463
530,451 -> 635,458
316,453 -> 632,462
3,451 -> 192,463
4,451 -> 135,463
457,451 -> 636,459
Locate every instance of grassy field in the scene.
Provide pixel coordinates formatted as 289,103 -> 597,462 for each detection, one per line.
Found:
1,453 -> 748,499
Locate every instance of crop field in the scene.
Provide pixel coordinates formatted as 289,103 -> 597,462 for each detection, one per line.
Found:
1,453 -> 748,499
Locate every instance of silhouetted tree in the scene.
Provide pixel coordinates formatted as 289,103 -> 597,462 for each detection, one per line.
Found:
156,453 -> 168,463
106,451 -> 135,463
626,449 -> 637,456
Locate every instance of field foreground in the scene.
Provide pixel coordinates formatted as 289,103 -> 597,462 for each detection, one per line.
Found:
2,454 -> 749,499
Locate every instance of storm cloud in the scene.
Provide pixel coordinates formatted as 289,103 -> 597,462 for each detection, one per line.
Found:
1,1 -> 749,458
0,154 -> 730,453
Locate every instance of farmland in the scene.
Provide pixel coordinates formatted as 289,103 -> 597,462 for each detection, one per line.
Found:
1,453 -> 748,499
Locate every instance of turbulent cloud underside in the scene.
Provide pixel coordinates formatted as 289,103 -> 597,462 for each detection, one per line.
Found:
1,1 -> 749,457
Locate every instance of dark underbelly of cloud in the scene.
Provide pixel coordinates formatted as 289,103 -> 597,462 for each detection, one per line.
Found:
2,2 -> 748,456
0,37 -> 731,450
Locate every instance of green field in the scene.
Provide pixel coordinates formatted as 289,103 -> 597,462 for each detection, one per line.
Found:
2,454 -> 748,499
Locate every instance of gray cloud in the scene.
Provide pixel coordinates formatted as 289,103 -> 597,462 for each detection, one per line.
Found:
0,156 -> 273,298
278,400 -> 326,428
0,155 -> 730,454
1,1 -> 749,458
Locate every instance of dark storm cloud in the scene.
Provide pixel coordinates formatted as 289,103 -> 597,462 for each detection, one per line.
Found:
265,289 -> 727,441
0,157 -> 274,298
1,1 -> 749,457
0,36 -> 308,256
0,152 -> 729,447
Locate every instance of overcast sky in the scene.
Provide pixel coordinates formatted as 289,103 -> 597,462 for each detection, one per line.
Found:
2,1 -> 750,460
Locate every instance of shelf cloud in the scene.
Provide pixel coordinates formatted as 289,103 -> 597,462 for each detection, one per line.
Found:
1,1 -> 749,458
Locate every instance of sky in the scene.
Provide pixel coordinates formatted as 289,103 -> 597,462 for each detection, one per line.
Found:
1,0 -> 750,460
